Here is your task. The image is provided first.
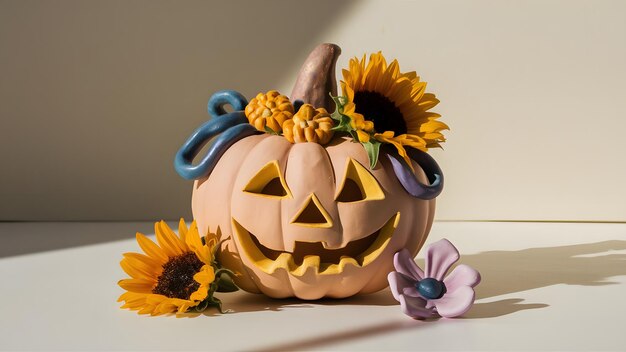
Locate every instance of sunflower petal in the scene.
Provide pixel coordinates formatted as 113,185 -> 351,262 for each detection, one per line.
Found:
138,306 -> 156,315
194,266 -> 216,285
120,258 -> 158,281
186,222 -> 211,264
118,278 -> 155,293
178,218 -> 188,244
145,294 -> 167,305
155,221 -> 184,256
189,285 -> 209,302
156,302 -> 178,314
123,252 -> 161,269
356,130 -> 371,143
118,291 -> 147,304
136,232 -> 168,263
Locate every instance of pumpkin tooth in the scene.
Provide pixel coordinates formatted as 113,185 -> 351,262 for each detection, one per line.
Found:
339,256 -> 360,268
233,213 -> 399,276
320,256 -> 360,275
290,255 -> 320,277
266,252 -> 295,274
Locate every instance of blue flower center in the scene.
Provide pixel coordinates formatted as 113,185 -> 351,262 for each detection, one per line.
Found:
416,278 -> 447,299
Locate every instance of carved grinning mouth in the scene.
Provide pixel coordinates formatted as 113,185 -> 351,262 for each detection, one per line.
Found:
232,213 -> 400,276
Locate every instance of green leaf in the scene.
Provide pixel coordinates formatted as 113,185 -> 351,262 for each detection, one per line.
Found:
331,114 -> 354,133
214,267 -> 237,278
215,273 -> 239,293
194,299 -> 209,312
330,94 -> 348,122
264,126 -> 279,135
362,140 -> 381,169
348,130 -> 359,142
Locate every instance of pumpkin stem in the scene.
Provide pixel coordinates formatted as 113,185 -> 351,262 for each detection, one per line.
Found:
290,43 -> 341,112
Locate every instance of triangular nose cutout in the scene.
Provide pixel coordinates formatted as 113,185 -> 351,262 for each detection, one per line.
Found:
291,194 -> 333,228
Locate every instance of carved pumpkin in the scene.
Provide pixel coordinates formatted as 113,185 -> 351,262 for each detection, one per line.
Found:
175,44 -> 444,299
192,134 -> 439,299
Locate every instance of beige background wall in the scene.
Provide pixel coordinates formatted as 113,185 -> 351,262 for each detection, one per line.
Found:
1,0 -> 625,221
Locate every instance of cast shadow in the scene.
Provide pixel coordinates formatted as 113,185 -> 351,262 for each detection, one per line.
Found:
227,286 -> 399,311
225,240 -> 626,351
461,239 -> 626,300
251,320 -> 424,352
176,285 -> 399,318
208,239 -> 626,319
452,239 -> 626,318
464,298 -> 549,319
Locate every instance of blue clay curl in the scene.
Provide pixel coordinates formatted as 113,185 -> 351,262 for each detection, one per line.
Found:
175,90 -> 259,180
386,147 -> 444,200
207,90 -> 248,118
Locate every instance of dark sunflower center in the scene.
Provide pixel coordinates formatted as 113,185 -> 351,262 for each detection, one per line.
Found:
152,252 -> 204,300
353,91 -> 407,135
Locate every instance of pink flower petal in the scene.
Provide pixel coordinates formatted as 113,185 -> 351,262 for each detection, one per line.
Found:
443,264 -> 481,292
424,239 -> 460,281
399,294 -> 434,319
402,286 -> 421,298
387,272 -> 416,302
393,249 -> 424,281
433,286 -> 476,318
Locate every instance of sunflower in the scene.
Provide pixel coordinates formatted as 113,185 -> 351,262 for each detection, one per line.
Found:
340,52 -> 448,170
118,219 -> 219,316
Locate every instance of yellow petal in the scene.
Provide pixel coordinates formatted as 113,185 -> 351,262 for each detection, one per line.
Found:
345,84 -> 355,102
135,232 -> 168,264
118,291 -> 147,304
204,235 -> 218,254
146,294 -> 167,305
356,130 -> 371,143
177,303 -> 191,314
120,258 -> 158,281
343,102 -> 356,115
138,306 -> 157,315
157,302 -> 178,314
123,252 -> 161,268
189,285 -> 209,302
178,218 -> 188,244
155,221 -> 184,257
194,266 -> 215,285
397,149 -> 416,173
187,222 -> 211,264
118,278 -> 155,293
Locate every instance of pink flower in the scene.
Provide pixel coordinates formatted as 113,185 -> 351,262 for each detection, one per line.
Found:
388,239 -> 481,319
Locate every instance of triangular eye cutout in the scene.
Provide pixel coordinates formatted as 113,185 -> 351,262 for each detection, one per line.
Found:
243,161 -> 291,198
336,158 -> 385,203
291,194 -> 333,228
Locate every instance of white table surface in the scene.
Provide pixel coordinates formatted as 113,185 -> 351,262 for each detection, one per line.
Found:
0,221 -> 624,351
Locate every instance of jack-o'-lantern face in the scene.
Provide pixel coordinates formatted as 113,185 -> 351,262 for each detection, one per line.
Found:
233,152 -> 396,277
192,134 -> 436,299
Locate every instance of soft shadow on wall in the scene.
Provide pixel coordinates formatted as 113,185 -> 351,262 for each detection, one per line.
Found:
0,0 -> 357,221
